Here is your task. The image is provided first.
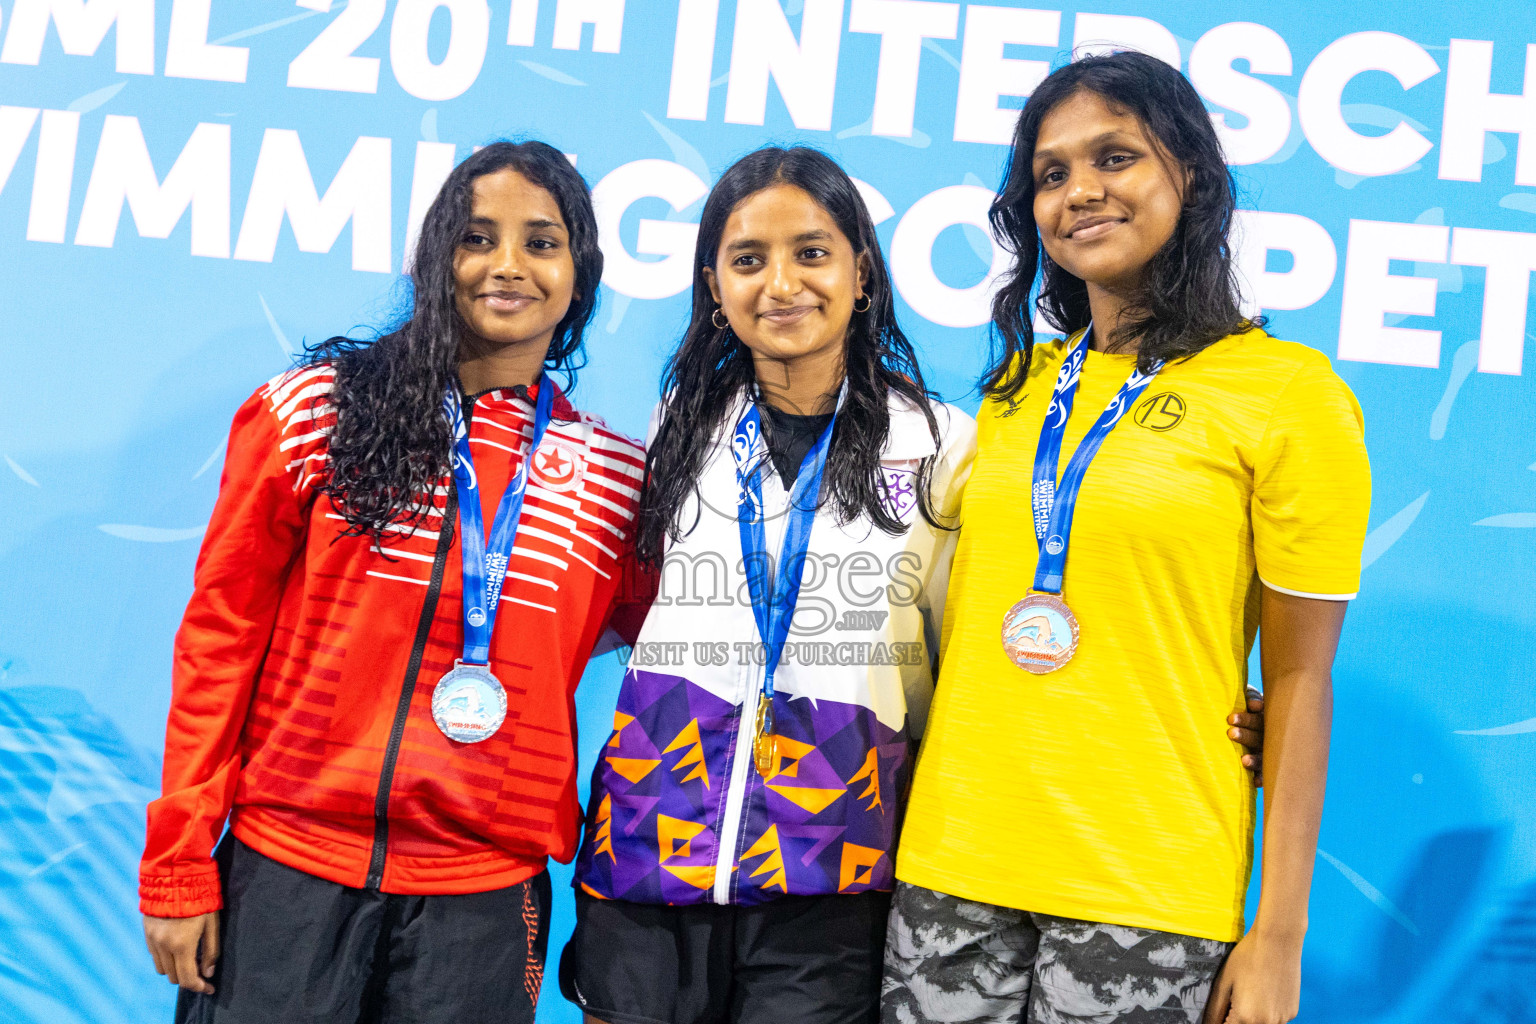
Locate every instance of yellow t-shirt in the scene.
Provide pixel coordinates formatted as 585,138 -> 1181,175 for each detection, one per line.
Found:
897,328 -> 1371,942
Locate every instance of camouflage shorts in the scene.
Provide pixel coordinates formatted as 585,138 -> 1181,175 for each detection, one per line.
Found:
880,883 -> 1233,1024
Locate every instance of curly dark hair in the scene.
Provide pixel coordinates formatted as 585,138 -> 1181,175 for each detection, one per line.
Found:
636,147 -> 948,569
305,140 -> 602,539
983,50 -> 1262,403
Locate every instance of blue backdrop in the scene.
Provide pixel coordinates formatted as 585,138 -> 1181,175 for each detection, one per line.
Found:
2,1 -> 1533,1021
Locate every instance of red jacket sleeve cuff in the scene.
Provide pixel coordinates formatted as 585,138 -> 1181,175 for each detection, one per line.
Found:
139,864 -> 223,918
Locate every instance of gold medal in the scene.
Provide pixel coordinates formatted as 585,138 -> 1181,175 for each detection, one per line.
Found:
752,692 -> 778,776
1001,592 -> 1080,674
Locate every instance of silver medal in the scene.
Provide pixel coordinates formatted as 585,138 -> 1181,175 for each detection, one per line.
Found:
431,661 -> 508,743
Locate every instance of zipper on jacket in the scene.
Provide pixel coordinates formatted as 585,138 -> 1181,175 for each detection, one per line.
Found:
710,472 -> 794,904
365,482 -> 458,889
711,667 -> 759,904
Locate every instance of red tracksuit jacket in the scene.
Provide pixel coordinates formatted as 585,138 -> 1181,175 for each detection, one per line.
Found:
139,366 -> 647,917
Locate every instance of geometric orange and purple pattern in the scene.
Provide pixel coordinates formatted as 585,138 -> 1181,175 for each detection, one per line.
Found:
574,668 -> 912,906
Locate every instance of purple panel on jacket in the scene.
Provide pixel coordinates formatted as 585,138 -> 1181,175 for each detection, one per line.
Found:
574,669 -> 912,907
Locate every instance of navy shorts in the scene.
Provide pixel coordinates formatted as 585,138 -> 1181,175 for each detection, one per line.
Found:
174,837 -> 550,1024
560,888 -> 891,1024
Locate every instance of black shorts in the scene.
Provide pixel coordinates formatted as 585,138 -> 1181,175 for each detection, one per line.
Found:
175,837 -> 550,1024
559,888 -> 891,1024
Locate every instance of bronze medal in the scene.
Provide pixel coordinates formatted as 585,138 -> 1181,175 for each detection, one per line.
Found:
1001,592 -> 1080,674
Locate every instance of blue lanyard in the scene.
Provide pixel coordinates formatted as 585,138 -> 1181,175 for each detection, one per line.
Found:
1030,327 -> 1161,593
444,377 -> 555,666
732,396 -> 840,705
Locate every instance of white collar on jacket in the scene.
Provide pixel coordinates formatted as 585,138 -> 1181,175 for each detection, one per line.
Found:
702,385 -> 945,463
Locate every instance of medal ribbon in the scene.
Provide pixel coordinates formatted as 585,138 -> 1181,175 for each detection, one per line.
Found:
444,376 -> 555,666
732,393 -> 841,713
1030,326 -> 1162,593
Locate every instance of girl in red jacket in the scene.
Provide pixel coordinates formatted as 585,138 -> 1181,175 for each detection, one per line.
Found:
139,141 -> 648,1024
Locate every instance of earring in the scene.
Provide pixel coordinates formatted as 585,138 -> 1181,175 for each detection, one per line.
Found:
853,294 -> 872,313
712,307 -> 729,329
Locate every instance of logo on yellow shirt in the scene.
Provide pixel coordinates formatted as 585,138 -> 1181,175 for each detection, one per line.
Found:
1134,393 -> 1187,431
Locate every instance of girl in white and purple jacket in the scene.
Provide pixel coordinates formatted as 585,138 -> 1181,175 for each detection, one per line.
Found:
560,147 -> 973,1024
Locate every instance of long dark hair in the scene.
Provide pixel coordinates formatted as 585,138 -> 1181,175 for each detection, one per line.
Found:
307,141 -> 603,539
984,50 -> 1260,403
636,147 -> 946,568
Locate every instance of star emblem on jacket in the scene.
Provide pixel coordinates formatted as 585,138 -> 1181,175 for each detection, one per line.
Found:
531,442 -> 584,492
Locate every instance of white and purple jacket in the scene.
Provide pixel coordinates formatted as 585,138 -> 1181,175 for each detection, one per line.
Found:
573,390 -> 976,906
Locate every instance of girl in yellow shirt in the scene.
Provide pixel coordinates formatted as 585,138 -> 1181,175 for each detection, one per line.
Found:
884,51 -> 1369,1024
